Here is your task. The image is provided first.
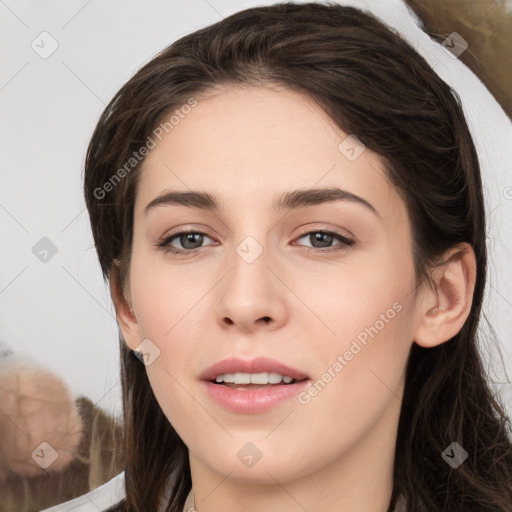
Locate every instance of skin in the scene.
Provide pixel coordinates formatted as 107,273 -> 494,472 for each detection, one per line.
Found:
112,83 -> 476,512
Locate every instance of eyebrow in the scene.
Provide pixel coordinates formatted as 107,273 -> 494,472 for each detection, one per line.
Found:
144,187 -> 379,217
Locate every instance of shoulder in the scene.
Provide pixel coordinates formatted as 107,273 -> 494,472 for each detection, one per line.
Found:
38,471 -> 125,512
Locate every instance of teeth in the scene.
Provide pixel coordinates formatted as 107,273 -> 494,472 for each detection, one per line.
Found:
215,372 -> 295,385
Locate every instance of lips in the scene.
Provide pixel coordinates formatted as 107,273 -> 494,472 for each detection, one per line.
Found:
199,356 -> 310,383
201,379 -> 310,414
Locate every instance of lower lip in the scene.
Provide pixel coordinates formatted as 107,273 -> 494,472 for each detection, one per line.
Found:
201,379 -> 311,414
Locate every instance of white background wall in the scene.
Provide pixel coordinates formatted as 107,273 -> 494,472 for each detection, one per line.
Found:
1,0 -> 511,420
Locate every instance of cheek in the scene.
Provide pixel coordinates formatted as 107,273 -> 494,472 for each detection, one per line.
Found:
294,251 -> 416,409
288,288 -> 414,472
128,249 -> 209,341
301,288 -> 412,413
295,250 -> 415,348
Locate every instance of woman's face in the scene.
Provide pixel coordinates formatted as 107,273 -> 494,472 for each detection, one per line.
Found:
122,84 -> 429,488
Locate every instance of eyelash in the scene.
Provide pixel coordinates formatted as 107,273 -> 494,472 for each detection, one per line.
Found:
156,228 -> 355,256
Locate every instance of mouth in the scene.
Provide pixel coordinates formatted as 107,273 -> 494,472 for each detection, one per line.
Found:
199,356 -> 311,413
201,372 -> 311,414
214,382 -> 303,389
209,372 -> 309,389
199,355 -> 310,383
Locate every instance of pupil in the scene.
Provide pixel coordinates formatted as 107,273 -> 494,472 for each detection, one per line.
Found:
181,233 -> 203,249
312,233 -> 332,248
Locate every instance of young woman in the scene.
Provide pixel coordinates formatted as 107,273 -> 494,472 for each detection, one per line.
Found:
55,2 -> 512,511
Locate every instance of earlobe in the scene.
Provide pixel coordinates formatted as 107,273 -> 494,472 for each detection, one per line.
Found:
109,264 -> 141,350
414,243 -> 477,348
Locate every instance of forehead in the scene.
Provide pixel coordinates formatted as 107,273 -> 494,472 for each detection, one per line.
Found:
136,84 -> 401,221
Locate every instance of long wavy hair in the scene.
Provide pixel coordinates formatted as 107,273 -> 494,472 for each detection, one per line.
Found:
83,2 -> 512,511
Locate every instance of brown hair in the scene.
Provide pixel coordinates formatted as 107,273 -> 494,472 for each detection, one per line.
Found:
83,2 -> 512,511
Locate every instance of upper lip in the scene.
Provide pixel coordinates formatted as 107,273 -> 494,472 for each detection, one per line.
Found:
200,356 -> 310,382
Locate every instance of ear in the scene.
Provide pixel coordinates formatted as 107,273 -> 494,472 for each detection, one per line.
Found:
414,242 -> 477,348
109,264 -> 142,351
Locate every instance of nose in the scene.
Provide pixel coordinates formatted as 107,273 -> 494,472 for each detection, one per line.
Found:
215,236 -> 289,333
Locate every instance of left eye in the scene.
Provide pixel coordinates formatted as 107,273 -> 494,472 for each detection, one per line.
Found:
294,231 -> 355,252
156,230 -> 354,255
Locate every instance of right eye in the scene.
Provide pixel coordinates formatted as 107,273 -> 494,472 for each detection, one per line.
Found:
156,230 -> 216,255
